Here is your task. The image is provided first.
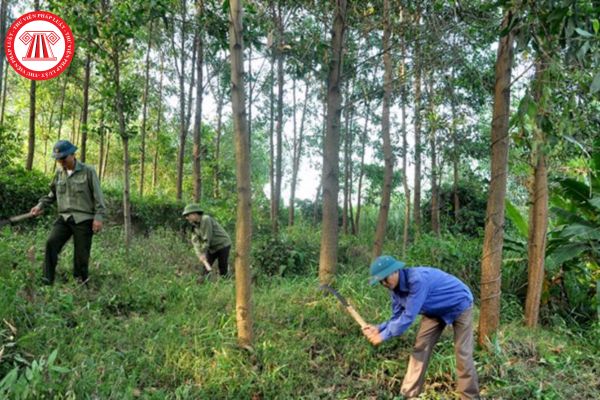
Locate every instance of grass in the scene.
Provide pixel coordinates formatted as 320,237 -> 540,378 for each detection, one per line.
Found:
0,226 -> 599,399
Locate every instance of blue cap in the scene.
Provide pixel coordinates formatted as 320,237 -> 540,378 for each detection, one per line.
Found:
369,255 -> 405,285
52,140 -> 77,159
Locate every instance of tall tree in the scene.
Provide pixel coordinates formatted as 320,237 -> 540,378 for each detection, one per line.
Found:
26,0 -> 41,171
412,5 -> 423,233
139,21 -> 153,196
175,0 -> 189,200
0,0 -> 9,122
479,9 -> 515,346
192,0 -> 204,202
372,0 -> 394,258
319,0 -> 347,284
288,78 -> 308,226
229,0 -> 253,347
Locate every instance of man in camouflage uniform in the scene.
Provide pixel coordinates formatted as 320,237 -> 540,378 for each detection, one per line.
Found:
182,204 -> 231,276
30,140 -> 106,285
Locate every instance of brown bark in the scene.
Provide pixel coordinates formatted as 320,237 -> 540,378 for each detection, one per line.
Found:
525,58 -> 549,328
479,10 -> 515,347
80,52 -> 91,162
140,21 -> 153,197
289,79 -> 308,226
354,102 -> 370,236
373,0 -> 394,258
193,3 -> 204,202
428,78 -> 440,237
272,1 -> 284,236
400,32 -> 410,257
153,54 -> 165,191
0,0 -> 8,121
319,0 -> 347,285
412,7 -> 422,233
229,0 -> 253,347
175,0 -> 188,200
113,50 -> 132,248
342,79 -> 354,235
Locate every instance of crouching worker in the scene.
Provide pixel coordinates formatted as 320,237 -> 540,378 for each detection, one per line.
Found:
182,204 -> 231,277
30,140 -> 106,285
362,255 -> 479,400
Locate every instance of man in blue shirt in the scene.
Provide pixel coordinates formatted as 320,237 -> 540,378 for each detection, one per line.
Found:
362,255 -> 479,399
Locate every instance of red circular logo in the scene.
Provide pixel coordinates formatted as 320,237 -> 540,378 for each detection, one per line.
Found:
4,11 -> 75,81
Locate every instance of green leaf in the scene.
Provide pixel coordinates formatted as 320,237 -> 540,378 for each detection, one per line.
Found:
589,197 -> 600,210
50,366 -> 70,374
593,19 -> 599,34
560,223 -> 600,240
505,199 -> 528,239
546,243 -> 589,267
575,27 -> 593,37
591,72 -> 600,94
48,349 -> 58,365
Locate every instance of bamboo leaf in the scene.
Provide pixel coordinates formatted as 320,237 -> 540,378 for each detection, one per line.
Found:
505,199 -> 528,239
575,27 -> 593,37
591,72 -> 600,94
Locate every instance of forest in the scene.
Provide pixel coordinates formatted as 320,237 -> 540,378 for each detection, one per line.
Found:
0,0 -> 599,399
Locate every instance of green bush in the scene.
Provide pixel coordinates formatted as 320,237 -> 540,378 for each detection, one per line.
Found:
252,224 -> 320,278
0,166 -> 50,220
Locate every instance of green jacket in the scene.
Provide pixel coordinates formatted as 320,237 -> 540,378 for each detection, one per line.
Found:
37,160 -> 106,223
191,214 -> 231,256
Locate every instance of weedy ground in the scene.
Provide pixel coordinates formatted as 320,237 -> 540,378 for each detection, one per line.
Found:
0,227 -> 598,399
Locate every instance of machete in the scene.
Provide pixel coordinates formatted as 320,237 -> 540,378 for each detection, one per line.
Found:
320,284 -> 368,329
0,212 -> 35,229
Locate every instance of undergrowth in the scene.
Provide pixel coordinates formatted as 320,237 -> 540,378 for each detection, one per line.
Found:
0,227 -> 598,399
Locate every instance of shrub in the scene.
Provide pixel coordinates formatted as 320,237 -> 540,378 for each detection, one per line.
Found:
0,166 -> 51,218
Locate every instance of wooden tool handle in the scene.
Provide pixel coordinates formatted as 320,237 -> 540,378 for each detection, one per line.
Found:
346,305 -> 368,329
202,259 -> 213,272
10,213 -> 34,223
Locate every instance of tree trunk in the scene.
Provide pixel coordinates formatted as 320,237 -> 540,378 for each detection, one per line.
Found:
449,70 -> 460,224
113,50 -> 132,249
269,51 -> 275,228
0,62 -> 7,125
214,85 -> 224,198
175,0 -> 188,200
0,0 -> 8,119
26,80 -> 36,171
479,10 -> 515,347
354,102 -> 370,236
319,0 -> 347,285
400,31 -> 410,257
273,1 -> 284,236
342,78 -> 354,235
193,4 -> 203,202
428,78 -> 440,237
80,52 -> 91,162
412,6 -> 422,234
102,131 -> 110,180
140,21 -> 153,197
229,0 -> 253,347
525,58 -> 549,328
373,0 -> 394,258
98,113 -> 105,180
289,79 -> 308,226
153,53 -> 165,191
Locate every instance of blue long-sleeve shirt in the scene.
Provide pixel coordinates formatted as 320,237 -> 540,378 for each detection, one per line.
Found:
378,267 -> 473,342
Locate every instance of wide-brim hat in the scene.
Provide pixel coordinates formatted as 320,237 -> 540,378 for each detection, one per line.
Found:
369,255 -> 405,285
52,140 -> 77,159
182,203 -> 204,217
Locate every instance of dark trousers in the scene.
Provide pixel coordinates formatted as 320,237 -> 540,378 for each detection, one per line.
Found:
43,217 -> 94,284
207,245 -> 230,276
